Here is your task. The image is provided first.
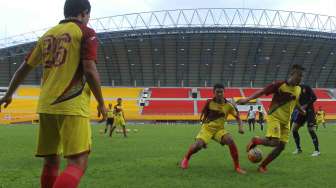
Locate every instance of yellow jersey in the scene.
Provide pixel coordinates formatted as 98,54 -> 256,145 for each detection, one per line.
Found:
25,19 -> 98,117
107,110 -> 114,118
262,81 -> 301,124
316,110 -> 325,119
114,104 -> 124,117
201,98 -> 238,126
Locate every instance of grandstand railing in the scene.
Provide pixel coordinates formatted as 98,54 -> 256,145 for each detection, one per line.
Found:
1,8 -> 336,49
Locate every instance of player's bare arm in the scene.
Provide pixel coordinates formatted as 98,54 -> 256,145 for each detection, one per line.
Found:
82,59 -> 107,121
237,89 -> 265,104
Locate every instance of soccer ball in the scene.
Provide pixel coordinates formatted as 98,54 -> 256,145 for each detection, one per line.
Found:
133,129 -> 138,133
99,129 -> 104,134
248,147 -> 263,163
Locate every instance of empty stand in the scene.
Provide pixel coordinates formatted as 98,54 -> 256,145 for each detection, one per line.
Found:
16,86 -> 40,96
142,100 -> 194,115
102,88 -> 141,98
314,101 -> 336,114
150,88 -> 190,98
243,88 -> 273,99
199,88 -> 241,98
313,89 -> 331,99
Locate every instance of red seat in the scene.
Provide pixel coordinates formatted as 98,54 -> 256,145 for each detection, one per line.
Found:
142,100 -> 194,115
313,89 -> 331,99
199,88 -> 241,98
150,88 -> 190,98
243,88 -> 273,99
314,101 -> 336,114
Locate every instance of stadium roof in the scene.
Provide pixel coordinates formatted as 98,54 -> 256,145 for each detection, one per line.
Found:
0,8 -> 336,87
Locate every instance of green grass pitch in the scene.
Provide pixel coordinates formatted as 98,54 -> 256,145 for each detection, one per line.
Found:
0,123 -> 335,187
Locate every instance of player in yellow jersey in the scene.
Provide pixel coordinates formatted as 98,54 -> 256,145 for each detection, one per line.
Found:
180,84 -> 246,174
237,64 -> 305,173
316,106 -> 326,130
104,103 -> 115,136
0,0 -> 107,187
110,98 -> 127,138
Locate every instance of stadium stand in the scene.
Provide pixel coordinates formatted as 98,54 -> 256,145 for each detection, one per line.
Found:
199,88 -> 242,98
150,88 -> 190,98
1,86 -> 336,124
313,89 -> 332,99
16,86 -> 40,96
142,100 -> 194,115
243,88 -> 273,99
102,87 -> 141,98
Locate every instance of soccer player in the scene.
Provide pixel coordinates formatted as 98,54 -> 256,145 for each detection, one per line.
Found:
0,0 -> 107,187
180,84 -> 246,174
104,103 -> 115,136
257,106 -> 264,131
246,106 -> 256,131
110,98 -> 127,138
316,106 -> 326,130
237,64 -> 305,173
291,84 -> 320,156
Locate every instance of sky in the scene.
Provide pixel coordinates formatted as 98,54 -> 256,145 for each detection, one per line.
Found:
0,0 -> 335,39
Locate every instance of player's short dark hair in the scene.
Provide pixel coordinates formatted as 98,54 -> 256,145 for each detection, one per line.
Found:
117,98 -> 122,100
64,0 -> 91,18
290,64 -> 305,75
213,83 -> 225,91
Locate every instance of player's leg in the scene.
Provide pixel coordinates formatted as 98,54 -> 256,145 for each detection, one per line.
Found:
292,122 -> 303,154
53,115 -> 91,188
218,133 -> 246,174
180,126 -> 212,169
53,153 -> 89,188
41,156 -> 61,188
260,120 -> 264,131
104,121 -> 109,134
109,125 -> 116,137
246,116 -> 282,151
180,139 -> 206,169
306,114 -> 320,156
37,114 -> 62,188
248,119 -> 252,131
308,126 -> 320,156
258,121 -> 289,172
258,139 -> 286,173
122,125 -> 127,138
252,119 -> 255,131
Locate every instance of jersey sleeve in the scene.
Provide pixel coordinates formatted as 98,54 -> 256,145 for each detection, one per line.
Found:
228,102 -> 239,117
25,40 -> 43,67
80,27 -> 98,62
261,81 -> 285,96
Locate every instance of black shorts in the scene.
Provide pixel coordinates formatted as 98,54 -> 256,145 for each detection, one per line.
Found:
248,119 -> 256,124
106,118 -> 114,125
293,109 -> 316,127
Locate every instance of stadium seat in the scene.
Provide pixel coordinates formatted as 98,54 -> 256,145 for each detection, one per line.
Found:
142,100 -> 194,115
16,86 -> 40,97
199,88 -> 241,98
150,88 -> 190,98
102,87 -> 142,98
243,88 -> 273,99
313,89 -> 332,99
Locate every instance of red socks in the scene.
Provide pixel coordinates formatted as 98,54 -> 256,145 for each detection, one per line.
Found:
228,142 -> 240,169
52,164 -> 84,188
41,164 -> 59,188
185,146 -> 195,160
253,137 -> 263,145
